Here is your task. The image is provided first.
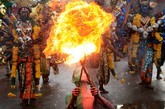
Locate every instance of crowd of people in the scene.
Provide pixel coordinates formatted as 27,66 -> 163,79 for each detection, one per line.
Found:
0,0 -> 165,109
0,0 -> 60,106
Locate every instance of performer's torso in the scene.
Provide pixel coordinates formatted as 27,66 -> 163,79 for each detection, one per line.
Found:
15,19 -> 34,58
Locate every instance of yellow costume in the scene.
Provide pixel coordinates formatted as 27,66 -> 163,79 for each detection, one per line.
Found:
128,14 -> 141,73
10,7 -> 41,105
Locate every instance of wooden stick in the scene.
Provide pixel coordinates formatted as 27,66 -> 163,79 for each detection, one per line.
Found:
122,0 -> 133,27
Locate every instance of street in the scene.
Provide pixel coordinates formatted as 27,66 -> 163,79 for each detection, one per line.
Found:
0,57 -> 165,109
0,1 -> 165,109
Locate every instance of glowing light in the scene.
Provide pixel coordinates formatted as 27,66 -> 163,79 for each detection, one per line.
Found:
44,1 -> 114,64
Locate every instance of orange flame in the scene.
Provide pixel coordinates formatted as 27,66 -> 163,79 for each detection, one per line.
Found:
44,1 -> 114,64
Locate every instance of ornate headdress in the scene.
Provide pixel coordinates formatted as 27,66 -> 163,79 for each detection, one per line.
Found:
139,0 -> 150,5
138,0 -> 150,16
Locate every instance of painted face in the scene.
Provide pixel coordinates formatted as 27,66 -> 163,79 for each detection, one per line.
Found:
19,7 -> 30,22
139,0 -> 149,16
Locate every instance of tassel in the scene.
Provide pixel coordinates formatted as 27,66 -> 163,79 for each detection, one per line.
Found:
34,59 -> 41,78
11,47 -> 18,78
32,26 -> 41,40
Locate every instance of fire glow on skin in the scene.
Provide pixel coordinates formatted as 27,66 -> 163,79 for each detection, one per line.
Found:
79,70 -> 94,109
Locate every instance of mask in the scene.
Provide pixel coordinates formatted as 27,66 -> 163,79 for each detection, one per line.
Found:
139,0 -> 150,17
19,7 -> 30,22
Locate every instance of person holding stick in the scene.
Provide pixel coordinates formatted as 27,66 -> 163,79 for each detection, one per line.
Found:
66,60 -> 115,109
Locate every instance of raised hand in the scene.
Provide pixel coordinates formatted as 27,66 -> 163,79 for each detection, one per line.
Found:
72,87 -> 81,97
90,86 -> 99,96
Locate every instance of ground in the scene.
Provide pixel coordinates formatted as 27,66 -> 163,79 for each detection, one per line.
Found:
0,1 -> 165,109
0,57 -> 165,109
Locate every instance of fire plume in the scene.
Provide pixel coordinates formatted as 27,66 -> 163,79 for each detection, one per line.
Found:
43,1 -> 114,64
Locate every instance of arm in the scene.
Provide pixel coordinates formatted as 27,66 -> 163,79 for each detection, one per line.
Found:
10,46 -> 18,87
8,33 -> 19,97
153,32 -> 163,65
32,26 -> 41,86
66,87 -> 81,109
102,35 -> 124,58
90,86 -> 115,109
95,94 -> 115,109
10,29 -> 19,88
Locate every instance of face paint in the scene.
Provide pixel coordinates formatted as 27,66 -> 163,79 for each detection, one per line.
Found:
19,7 -> 30,22
139,0 -> 150,17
